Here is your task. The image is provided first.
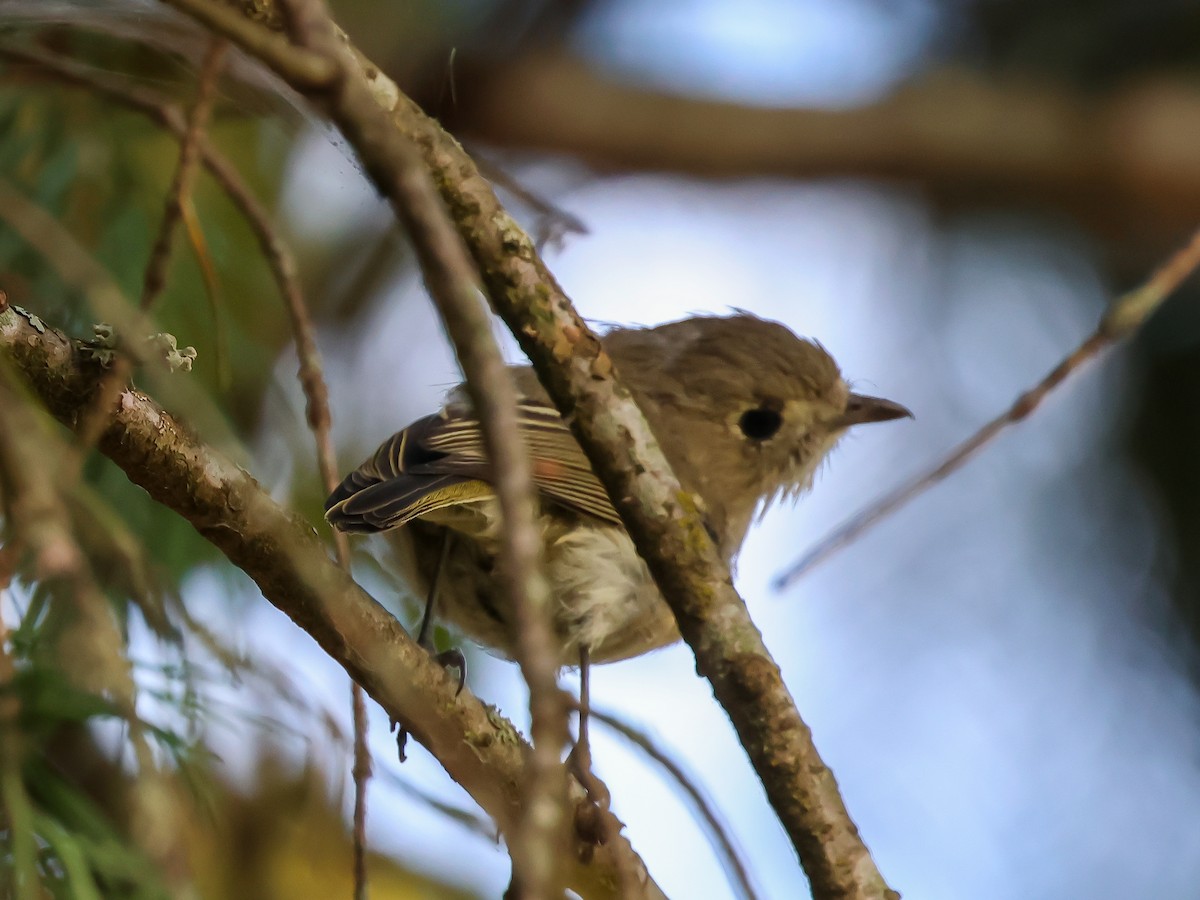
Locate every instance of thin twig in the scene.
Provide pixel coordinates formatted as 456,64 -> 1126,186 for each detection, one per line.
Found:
0,48 -> 293,409
773,224 -> 1200,590
375,766 -> 495,842
349,681 -> 370,900
276,2 -> 569,896
140,37 -> 226,313
188,32 -> 375,891
0,46 -> 311,406
590,706 -> 760,900
179,196 -> 230,389
157,0 -> 338,89
474,153 -> 589,252
272,196 -> 375,894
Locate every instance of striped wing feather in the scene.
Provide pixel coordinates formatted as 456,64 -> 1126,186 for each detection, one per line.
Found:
324,403 -> 620,533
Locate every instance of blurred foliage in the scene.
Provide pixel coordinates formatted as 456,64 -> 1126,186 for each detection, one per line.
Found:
0,43 -> 291,417
2,626 -> 182,899
0,20 -> 323,898
958,0 -> 1200,85
187,755 -> 478,900
0,23 -> 306,598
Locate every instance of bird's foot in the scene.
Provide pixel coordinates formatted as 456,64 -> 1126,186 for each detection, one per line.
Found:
392,644 -> 467,762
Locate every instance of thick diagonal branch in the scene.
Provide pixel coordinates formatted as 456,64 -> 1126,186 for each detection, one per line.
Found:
0,298 -> 661,900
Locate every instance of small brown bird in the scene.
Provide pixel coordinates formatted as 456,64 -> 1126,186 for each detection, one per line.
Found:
325,313 -> 910,673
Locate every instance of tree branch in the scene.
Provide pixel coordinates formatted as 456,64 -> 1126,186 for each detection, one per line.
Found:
0,295 -> 662,900
148,2 -> 896,896
450,51 -> 1200,255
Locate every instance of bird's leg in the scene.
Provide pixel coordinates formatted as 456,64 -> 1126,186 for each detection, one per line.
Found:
416,532 -> 466,689
414,530 -> 450,648
569,645 -> 610,810
393,532 -> 463,761
576,644 -> 593,772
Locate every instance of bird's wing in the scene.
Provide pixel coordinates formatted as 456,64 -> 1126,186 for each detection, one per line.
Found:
324,403 -> 621,533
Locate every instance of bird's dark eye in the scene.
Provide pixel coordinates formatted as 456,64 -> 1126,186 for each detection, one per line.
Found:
739,406 -> 783,441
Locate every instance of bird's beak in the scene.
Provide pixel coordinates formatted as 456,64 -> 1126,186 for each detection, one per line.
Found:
834,393 -> 913,428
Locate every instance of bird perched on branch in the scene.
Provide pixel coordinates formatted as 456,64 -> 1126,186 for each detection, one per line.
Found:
325,313 -> 910,684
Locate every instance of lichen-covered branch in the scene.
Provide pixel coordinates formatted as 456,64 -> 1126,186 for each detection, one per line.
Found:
0,296 -> 661,900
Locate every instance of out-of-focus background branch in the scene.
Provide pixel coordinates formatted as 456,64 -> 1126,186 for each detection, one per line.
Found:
447,53 -> 1200,259
2,0 -> 1200,898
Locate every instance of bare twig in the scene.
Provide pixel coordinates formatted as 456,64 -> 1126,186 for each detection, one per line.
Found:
261,164 -> 375,896
166,23 -> 377,893
591,706 -> 760,900
274,1 -> 571,895
141,37 -> 226,313
150,3 -> 893,896
179,195 -> 230,389
147,0 -> 338,89
375,766 -> 494,842
349,681 -> 370,900
0,45 -> 323,419
774,224 -> 1200,590
0,300 -> 663,900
